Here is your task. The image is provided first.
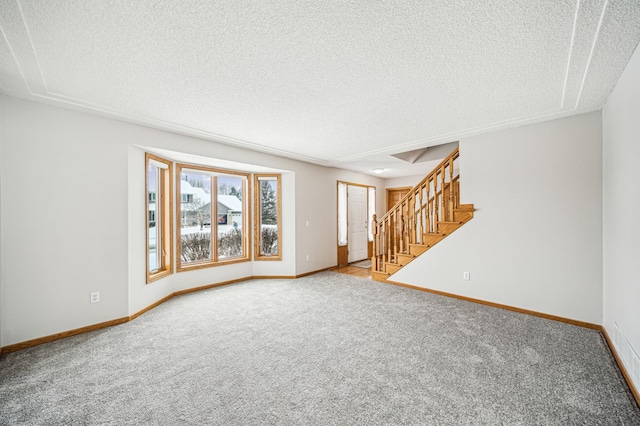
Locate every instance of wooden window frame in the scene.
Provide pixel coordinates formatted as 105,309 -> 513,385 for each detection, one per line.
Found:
146,153 -> 174,283
254,174 -> 282,261
176,163 -> 250,272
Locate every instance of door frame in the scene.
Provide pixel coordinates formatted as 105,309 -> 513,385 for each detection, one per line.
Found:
337,181 -> 376,267
386,186 -> 412,212
347,184 -> 368,263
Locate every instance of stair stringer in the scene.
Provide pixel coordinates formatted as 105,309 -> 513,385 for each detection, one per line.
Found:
385,220 -> 476,287
371,206 -> 474,282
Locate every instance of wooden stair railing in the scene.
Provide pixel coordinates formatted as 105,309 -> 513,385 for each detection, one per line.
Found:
372,147 -> 474,280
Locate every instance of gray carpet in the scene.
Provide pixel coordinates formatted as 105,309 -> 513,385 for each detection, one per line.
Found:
1,272 -> 638,425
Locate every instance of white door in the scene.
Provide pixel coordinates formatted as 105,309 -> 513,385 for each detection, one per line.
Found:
348,185 -> 368,262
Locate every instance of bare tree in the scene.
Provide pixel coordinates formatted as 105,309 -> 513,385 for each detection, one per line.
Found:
187,196 -> 206,230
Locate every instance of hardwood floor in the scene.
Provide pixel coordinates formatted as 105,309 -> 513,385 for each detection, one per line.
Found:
331,264 -> 372,279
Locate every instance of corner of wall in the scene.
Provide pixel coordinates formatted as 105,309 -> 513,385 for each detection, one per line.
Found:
0,95 -> 4,349
391,112 -> 604,325
602,40 -> 640,394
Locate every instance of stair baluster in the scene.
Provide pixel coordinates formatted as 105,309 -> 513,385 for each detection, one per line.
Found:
436,176 -> 440,228
427,182 -> 431,234
418,184 -> 424,242
371,214 -> 378,270
448,162 -> 455,221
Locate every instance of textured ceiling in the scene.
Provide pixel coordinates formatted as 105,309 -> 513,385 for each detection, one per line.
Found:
1,0 -> 639,177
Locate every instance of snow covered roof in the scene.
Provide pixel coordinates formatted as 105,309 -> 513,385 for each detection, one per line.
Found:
180,180 -> 211,205
177,181 -> 242,212
217,195 -> 242,212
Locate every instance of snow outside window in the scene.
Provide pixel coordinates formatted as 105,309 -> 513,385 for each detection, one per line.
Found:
368,187 -> 376,241
338,182 -> 347,246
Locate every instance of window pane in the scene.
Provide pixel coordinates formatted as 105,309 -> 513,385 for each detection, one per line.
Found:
177,165 -> 250,270
146,153 -> 173,282
368,187 -> 376,241
179,172 -> 212,263
259,179 -> 279,256
338,182 -> 347,246
218,176 -> 244,258
148,163 -> 159,272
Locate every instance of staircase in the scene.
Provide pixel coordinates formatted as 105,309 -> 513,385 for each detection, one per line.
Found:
372,147 -> 474,281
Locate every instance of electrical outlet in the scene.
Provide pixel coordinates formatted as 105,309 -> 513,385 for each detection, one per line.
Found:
90,292 -> 100,304
463,272 -> 470,281
305,255 -> 310,261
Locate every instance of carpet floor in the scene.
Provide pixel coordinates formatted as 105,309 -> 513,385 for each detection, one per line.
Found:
0,272 -> 638,425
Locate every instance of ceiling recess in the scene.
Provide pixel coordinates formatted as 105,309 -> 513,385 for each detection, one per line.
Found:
391,142 -> 459,164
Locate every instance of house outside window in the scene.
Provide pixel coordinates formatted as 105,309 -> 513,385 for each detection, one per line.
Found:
176,164 -> 249,271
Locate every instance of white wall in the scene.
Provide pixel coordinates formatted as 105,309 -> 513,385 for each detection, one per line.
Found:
0,96 -> 385,346
385,175 -> 424,190
1,98 -> 131,346
603,43 -> 640,390
392,112 -> 603,324
294,167 -> 386,270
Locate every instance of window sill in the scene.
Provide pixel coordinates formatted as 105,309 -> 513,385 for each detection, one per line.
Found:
147,268 -> 173,284
177,256 -> 250,272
